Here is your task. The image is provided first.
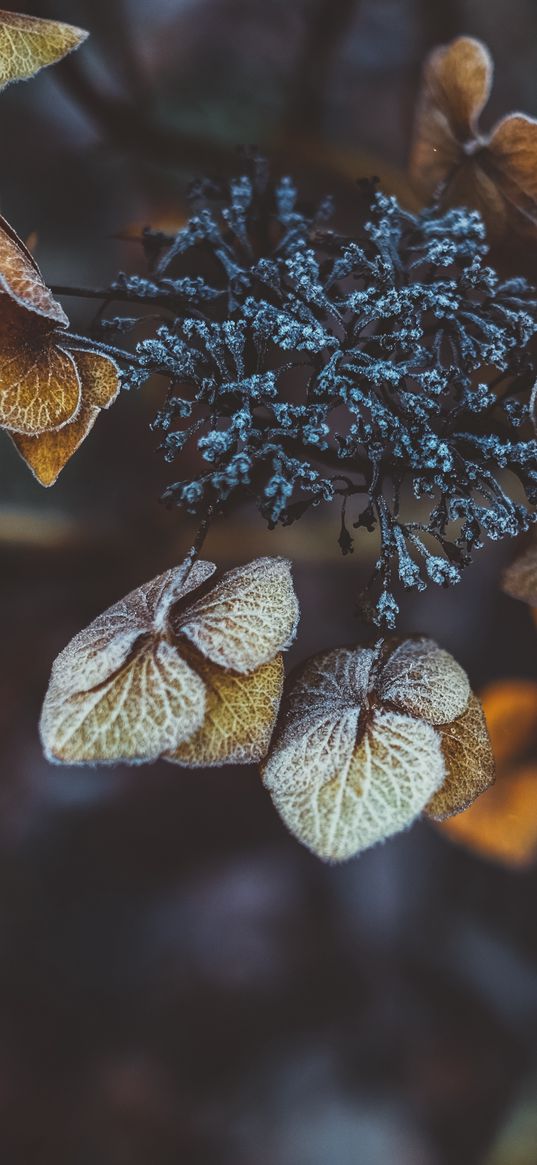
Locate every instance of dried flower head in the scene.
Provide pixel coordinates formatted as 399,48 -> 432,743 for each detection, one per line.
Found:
114,161 -> 537,627
441,679 -> 537,867
40,556 -> 299,766
262,636 -> 494,862
0,217 -> 119,484
0,8 -> 87,90
410,36 -> 537,239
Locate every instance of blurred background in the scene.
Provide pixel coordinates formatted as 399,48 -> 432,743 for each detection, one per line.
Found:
2,0 -> 537,1161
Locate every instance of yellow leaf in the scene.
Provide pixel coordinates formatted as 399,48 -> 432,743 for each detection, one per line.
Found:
425,695 -> 495,821
0,9 -> 87,90
178,556 -> 299,673
167,650 -> 284,767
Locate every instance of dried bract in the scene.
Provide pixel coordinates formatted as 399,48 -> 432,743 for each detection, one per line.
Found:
0,217 -> 119,484
40,556 -> 299,766
0,9 -> 87,90
411,36 -> 537,239
441,679 -> 537,867
262,637 -> 493,861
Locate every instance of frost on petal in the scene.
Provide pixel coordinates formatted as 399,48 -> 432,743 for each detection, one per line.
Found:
0,10 -> 88,91
425,695 -> 495,821
263,705 -> 445,862
410,36 -> 493,196
45,560 -> 217,698
502,544 -> 537,605
282,646 -> 376,723
378,637 -> 470,726
0,220 -> 68,324
178,556 -> 299,674
167,651 -> 284,768
40,639 -> 206,766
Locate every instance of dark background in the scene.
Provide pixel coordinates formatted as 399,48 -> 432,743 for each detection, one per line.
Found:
1,1 -> 537,1161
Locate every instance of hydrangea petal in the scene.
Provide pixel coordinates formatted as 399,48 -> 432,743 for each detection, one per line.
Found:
263,706 -> 445,862
179,556 -> 299,674
378,637 -> 470,725
167,651 -> 284,767
41,639 -> 206,766
0,220 -> 68,325
425,695 -> 495,821
0,310 -> 81,434
410,37 -> 493,196
502,544 -> 537,605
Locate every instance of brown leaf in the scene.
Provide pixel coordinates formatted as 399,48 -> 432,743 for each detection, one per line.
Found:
10,349 -> 120,484
167,650 -> 284,767
178,556 -> 300,673
410,37 -> 492,196
410,35 -> 537,239
502,544 -> 537,605
425,695 -> 495,821
0,9 -> 87,90
0,300 -> 80,433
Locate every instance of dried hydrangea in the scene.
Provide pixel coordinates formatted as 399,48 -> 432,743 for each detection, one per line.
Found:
102,158 -> 537,627
262,636 -> 494,862
40,556 -> 299,767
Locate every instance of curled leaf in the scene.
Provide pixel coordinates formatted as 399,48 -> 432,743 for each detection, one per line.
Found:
410,35 -> 537,239
0,9 -> 87,90
263,637 -> 492,861
41,556 -> 299,767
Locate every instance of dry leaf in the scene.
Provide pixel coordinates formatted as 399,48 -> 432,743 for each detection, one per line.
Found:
262,637 -> 492,862
0,218 -> 120,478
10,350 -> 120,485
410,35 -> 537,239
41,556 -> 299,767
0,9 -> 87,90
425,695 -> 495,820
502,544 -> 537,606
440,679 -> 537,866
168,649 -> 284,767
